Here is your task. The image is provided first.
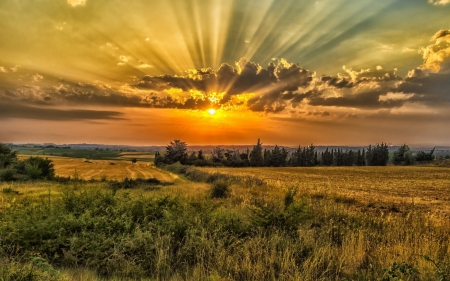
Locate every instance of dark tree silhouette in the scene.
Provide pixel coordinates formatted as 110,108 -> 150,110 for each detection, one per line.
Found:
249,139 -> 264,167
163,140 -> 188,164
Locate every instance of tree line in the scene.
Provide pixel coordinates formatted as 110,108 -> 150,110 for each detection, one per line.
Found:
155,139 -> 435,168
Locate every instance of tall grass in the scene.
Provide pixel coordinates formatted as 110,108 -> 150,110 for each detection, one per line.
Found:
0,167 -> 449,280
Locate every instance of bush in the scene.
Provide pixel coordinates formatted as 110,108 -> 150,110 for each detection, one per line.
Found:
0,168 -> 19,181
165,161 -> 188,174
24,157 -> 55,179
11,156 -> 55,180
0,256 -> 63,281
211,181 -> 230,199
25,163 -> 43,180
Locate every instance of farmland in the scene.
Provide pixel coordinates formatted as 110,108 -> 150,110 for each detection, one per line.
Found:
1,159 -> 450,280
198,166 -> 450,218
14,147 -> 155,162
33,156 -> 174,182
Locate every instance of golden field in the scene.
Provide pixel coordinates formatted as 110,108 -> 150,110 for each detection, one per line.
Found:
19,155 -> 174,182
198,166 -> 450,218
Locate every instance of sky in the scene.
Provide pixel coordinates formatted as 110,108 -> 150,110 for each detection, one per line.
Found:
0,0 -> 449,146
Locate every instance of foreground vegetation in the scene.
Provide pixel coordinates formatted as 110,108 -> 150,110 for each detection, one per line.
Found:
1,163 -> 450,280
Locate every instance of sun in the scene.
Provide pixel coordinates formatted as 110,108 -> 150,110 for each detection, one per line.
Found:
208,108 -> 216,115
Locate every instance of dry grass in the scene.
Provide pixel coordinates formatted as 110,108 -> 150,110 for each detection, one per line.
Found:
199,166 -> 450,218
22,155 -> 175,182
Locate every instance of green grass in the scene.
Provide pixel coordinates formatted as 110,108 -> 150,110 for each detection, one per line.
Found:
1,166 -> 449,280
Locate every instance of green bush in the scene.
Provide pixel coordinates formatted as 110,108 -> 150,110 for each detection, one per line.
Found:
210,181 -> 230,199
0,168 -> 17,181
25,163 -> 43,180
0,256 -> 63,281
164,161 -> 188,174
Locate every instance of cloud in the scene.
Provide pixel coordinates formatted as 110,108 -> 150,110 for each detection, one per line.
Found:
307,89 -> 407,109
32,73 -> 43,82
133,57 -> 314,112
418,29 -> 450,73
67,0 -> 87,7
401,47 -> 416,53
0,102 -> 123,121
117,55 -> 129,66
428,0 -> 450,5
2,29 -> 450,116
10,65 -> 20,72
396,72 -> 450,105
138,63 -> 153,69
0,66 -> 7,73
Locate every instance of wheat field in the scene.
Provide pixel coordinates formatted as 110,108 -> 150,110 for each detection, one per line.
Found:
26,155 -> 175,182
198,166 -> 450,218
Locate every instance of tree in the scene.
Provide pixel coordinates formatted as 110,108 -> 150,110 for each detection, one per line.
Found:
187,151 -> 197,163
322,148 -> 333,166
163,140 -> 188,164
212,146 -> 225,162
197,150 -> 205,160
393,144 -> 415,165
366,143 -> 389,166
415,148 -> 435,163
154,151 -> 164,166
249,139 -> 264,167
269,145 -> 287,167
0,143 -> 18,168
357,149 -> 366,166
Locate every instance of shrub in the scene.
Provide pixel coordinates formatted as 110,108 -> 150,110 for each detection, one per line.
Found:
0,168 -> 17,181
0,256 -> 63,281
25,163 -> 43,180
12,156 -> 55,180
184,168 -> 210,182
24,157 -> 55,179
165,161 -> 188,174
211,181 -> 230,199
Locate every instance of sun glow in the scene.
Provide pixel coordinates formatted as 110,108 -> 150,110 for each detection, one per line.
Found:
208,108 -> 216,115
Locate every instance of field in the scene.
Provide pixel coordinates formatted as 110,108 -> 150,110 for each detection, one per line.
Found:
14,147 -> 155,162
1,160 -> 450,280
198,166 -> 450,218
30,155 -> 174,182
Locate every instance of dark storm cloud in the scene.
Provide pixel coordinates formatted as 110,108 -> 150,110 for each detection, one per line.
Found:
308,90 -> 405,109
0,102 -> 124,121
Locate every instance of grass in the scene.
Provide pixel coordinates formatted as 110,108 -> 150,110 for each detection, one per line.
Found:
0,164 -> 449,280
